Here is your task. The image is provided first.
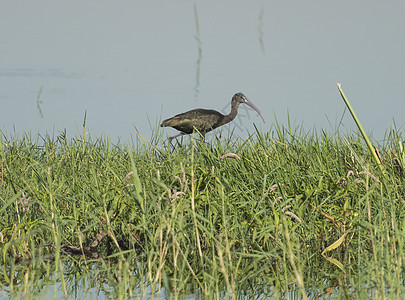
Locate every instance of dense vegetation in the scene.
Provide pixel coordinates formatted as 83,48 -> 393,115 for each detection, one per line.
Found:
0,125 -> 404,299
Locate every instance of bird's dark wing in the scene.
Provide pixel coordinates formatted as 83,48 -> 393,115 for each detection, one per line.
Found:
161,109 -> 225,134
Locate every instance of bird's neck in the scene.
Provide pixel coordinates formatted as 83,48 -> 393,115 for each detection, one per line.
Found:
221,101 -> 240,125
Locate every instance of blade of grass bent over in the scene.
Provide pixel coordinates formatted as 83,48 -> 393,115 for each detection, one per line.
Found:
321,231 -> 347,271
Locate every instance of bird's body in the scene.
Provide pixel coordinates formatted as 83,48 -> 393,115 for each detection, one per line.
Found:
161,93 -> 265,147
161,108 -> 227,135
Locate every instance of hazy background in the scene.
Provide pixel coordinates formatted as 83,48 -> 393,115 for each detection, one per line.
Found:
1,0 -> 404,144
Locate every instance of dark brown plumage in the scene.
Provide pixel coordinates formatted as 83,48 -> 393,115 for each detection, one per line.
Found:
161,93 -> 265,146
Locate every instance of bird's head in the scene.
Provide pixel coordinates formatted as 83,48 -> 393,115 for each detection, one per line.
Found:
232,93 -> 265,123
233,93 -> 249,104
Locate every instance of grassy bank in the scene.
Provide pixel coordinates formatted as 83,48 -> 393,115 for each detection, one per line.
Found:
0,125 -> 404,299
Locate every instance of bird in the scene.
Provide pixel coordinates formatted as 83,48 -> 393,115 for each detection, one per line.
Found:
160,92 -> 265,148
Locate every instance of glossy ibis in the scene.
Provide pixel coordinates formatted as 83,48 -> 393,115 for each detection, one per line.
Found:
161,92 -> 265,148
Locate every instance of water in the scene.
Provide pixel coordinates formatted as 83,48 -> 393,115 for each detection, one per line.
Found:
0,256 -> 338,299
1,1 -> 405,144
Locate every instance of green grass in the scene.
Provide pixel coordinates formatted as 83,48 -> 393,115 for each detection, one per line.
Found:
0,125 -> 404,299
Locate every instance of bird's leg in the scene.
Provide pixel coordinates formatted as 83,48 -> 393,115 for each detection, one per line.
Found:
168,132 -> 184,153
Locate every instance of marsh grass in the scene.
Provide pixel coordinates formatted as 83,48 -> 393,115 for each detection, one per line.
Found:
0,124 -> 404,299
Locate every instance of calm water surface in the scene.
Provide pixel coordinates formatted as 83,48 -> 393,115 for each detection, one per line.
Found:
1,1 -> 405,143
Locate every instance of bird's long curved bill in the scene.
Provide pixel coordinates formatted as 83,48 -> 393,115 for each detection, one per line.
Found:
246,101 -> 265,123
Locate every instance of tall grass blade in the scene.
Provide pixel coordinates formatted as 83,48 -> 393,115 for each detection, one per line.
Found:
336,83 -> 384,173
